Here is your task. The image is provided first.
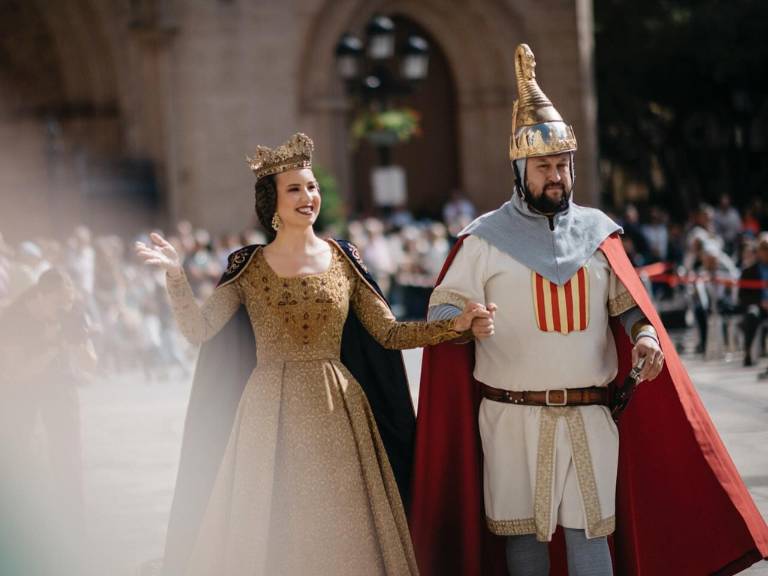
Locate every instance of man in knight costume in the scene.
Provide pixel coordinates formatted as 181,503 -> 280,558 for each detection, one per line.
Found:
409,44 -> 768,576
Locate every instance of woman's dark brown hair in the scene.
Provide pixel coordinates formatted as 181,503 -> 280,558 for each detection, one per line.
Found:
254,174 -> 278,242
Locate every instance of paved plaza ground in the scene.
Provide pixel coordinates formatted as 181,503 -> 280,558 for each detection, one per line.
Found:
76,344 -> 768,575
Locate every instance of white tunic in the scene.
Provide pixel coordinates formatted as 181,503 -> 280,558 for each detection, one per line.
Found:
429,235 -> 636,541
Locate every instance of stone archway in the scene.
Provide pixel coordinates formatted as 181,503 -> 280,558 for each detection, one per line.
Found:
298,0 -> 528,213
345,14 -> 462,217
297,0 -> 599,213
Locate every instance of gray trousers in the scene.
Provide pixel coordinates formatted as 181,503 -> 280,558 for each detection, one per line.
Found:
506,529 -> 613,576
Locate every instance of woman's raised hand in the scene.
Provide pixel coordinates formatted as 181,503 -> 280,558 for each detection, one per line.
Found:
135,232 -> 182,274
452,301 -> 497,339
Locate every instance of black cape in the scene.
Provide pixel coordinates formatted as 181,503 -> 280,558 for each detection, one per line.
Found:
162,239 -> 416,576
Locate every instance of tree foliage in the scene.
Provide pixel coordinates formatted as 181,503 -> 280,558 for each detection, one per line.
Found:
595,0 -> 768,217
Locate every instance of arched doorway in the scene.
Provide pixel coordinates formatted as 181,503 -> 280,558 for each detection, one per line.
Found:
349,15 -> 460,219
298,0 -> 528,216
299,0 -> 599,216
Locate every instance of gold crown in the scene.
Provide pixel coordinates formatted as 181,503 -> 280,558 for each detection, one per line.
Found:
247,133 -> 314,180
509,44 -> 577,161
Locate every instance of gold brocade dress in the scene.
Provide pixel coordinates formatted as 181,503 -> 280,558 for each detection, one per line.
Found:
166,242 -> 460,576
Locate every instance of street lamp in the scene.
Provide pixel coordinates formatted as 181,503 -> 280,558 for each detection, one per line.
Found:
401,35 -> 429,81
335,16 -> 430,104
335,33 -> 364,81
365,15 -> 395,60
335,16 -> 431,209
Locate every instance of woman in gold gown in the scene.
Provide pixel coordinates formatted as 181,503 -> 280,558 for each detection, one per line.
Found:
135,134 -> 493,576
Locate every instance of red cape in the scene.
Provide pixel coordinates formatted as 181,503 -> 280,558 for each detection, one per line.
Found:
409,234 -> 768,576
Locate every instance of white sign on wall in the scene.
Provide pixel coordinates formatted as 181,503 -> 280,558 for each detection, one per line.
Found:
371,165 -> 407,207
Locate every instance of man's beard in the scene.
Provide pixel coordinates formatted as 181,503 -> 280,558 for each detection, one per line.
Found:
523,183 -> 571,214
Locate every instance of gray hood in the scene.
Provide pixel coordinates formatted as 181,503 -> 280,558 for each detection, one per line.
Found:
460,193 -> 622,286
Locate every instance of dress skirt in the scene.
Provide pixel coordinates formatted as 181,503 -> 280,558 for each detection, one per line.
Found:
185,359 -> 418,576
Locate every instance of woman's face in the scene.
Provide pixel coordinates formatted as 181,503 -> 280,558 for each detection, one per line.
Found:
274,168 -> 321,231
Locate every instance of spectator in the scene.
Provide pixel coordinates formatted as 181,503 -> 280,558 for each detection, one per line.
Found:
739,233 -> 768,367
713,194 -> 742,254
5,241 -> 50,302
742,199 -> 765,238
442,191 -> 476,237
621,204 -> 650,264
389,206 -> 415,230
0,268 -> 96,574
68,225 -> 96,298
422,222 -> 450,279
740,239 -> 758,270
685,204 -> 724,271
666,221 -> 687,267
362,218 -> 396,297
642,206 -> 669,263
691,244 -> 739,355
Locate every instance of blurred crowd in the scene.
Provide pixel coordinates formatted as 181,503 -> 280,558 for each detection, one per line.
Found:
611,195 -> 768,372
1,191 -> 764,574
1,192 -> 768,382
0,224 -> 262,382
0,193 -> 476,383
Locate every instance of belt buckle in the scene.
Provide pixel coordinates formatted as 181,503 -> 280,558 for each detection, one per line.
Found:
545,389 -> 568,406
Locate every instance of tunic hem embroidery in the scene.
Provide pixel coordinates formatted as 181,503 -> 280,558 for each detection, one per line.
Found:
534,407 -> 561,540
486,517 -> 537,536
566,409 -> 615,538
531,407 -> 615,541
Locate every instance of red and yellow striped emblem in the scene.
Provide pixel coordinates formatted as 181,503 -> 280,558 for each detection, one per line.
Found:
532,268 -> 589,334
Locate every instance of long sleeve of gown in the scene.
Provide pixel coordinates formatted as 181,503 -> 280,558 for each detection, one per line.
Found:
165,270 -> 242,345
351,277 -> 464,350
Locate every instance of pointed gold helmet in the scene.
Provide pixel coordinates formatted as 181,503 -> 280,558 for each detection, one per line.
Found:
509,44 -> 577,161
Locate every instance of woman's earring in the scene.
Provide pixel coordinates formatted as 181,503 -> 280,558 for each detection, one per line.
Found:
271,213 -> 282,231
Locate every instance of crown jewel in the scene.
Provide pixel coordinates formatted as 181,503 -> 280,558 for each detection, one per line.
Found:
247,133 -> 314,180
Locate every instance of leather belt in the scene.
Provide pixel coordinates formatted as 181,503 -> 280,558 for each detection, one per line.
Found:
480,383 -> 609,407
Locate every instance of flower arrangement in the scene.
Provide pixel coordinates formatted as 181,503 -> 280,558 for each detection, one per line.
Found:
351,107 -> 422,146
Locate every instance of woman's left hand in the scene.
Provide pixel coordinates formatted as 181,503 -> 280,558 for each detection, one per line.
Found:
632,336 -> 664,382
452,301 -> 493,335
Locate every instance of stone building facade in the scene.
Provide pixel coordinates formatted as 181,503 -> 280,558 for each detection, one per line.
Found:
0,0 -> 598,239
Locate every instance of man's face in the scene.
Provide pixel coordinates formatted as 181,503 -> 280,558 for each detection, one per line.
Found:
524,152 -> 573,214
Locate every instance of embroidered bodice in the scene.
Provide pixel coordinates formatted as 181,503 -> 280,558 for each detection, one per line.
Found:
166,243 -> 461,363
